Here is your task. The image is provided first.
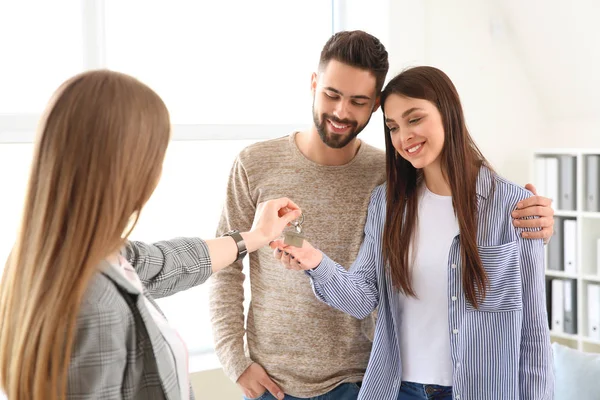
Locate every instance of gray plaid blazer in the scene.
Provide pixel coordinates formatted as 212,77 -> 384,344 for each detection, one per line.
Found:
66,237 -> 213,400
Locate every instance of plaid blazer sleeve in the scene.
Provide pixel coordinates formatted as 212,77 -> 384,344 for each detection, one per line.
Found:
124,237 -> 213,299
67,294 -> 129,399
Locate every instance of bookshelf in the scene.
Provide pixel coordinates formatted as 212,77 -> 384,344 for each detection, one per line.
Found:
534,149 -> 600,354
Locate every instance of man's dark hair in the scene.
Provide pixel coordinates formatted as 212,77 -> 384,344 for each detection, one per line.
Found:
319,30 -> 389,94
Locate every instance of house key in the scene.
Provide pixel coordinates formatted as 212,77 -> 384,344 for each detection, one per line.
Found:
284,214 -> 305,247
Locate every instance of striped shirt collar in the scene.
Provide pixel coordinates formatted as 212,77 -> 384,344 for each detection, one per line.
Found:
476,164 -> 494,200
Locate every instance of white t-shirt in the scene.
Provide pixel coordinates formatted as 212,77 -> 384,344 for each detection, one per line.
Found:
111,256 -> 190,400
399,185 -> 459,386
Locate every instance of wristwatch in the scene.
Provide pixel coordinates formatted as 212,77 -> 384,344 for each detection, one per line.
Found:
222,229 -> 247,262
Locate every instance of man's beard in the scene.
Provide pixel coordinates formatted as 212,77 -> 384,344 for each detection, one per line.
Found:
312,105 -> 370,149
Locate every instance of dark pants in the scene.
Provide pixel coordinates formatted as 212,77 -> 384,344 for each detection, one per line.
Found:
397,381 -> 453,400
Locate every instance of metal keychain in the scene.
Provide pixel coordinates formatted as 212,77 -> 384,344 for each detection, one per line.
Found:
284,213 -> 305,247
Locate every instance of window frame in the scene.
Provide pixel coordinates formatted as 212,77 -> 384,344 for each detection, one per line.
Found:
0,0 -> 339,144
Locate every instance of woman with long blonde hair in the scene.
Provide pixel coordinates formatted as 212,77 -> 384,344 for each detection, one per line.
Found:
0,70 -> 300,400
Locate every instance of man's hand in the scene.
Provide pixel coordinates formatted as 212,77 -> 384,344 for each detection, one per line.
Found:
511,183 -> 555,244
237,363 -> 284,400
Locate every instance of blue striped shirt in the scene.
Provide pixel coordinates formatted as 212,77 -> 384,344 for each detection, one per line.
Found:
307,166 -> 554,400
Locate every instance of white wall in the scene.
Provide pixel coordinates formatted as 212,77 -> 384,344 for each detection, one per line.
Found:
500,0 -> 600,122
342,0 -> 547,185
498,0 -> 600,150
546,118 -> 600,149
425,0 -> 546,183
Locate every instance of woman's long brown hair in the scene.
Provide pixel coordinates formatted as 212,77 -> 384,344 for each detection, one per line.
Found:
0,70 -> 171,399
381,66 -> 490,308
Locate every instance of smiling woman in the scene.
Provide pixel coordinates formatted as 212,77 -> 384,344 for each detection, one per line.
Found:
384,97 -> 446,171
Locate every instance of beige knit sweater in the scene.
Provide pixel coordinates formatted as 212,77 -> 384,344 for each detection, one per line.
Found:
209,132 -> 386,397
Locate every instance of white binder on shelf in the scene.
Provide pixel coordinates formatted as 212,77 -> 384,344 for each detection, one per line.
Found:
535,157 -> 547,198
563,219 -> 577,274
597,238 -> 600,276
587,283 -> 600,340
552,279 -> 565,333
545,157 -> 560,208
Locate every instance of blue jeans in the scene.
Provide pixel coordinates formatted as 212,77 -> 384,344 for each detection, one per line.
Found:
397,381 -> 452,400
244,382 -> 361,400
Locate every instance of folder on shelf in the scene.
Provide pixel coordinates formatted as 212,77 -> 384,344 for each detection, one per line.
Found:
563,219 -> 577,274
563,279 -> 577,334
545,279 -> 553,329
548,217 -> 564,271
559,155 -> 576,211
545,157 -> 559,208
597,238 -> 600,276
535,157 -> 547,198
552,279 -> 565,332
586,155 -> 600,212
587,283 -> 600,340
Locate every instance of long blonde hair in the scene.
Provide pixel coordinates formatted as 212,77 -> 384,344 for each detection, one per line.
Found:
0,70 -> 171,399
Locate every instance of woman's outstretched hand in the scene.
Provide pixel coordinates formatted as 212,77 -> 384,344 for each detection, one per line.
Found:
250,198 -> 302,248
269,239 -> 323,271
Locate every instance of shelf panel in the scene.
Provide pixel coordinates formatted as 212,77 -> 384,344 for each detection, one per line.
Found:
549,335 -> 579,350
582,336 -> 600,346
582,342 -> 600,354
554,210 -> 578,218
534,149 -> 600,155
545,270 -> 578,279
581,212 -> 600,219
550,331 -> 579,341
583,274 -> 600,283
534,150 -> 580,156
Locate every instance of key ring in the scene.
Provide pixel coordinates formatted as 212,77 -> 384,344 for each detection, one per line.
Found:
291,213 -> 304,232
284,213 -> 306,246
291,213 -> 304,227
